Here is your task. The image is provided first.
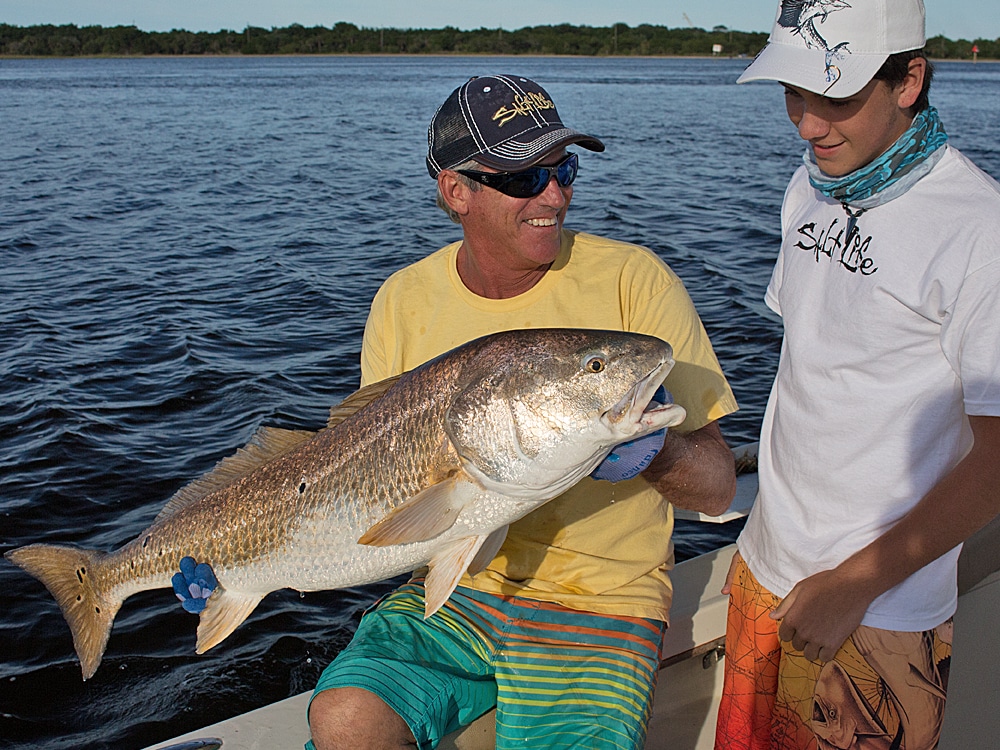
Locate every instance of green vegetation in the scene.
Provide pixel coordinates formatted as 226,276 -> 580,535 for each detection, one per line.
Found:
0,22 -> 996,59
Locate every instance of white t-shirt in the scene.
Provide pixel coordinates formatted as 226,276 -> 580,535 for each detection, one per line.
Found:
740,145 -> 1000,631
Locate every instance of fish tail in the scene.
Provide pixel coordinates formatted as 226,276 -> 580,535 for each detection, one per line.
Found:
5,543 -> 121,680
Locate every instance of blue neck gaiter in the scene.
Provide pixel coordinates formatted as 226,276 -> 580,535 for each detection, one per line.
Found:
803,106 -> 949,211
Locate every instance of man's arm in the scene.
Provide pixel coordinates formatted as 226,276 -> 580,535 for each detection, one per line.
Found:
773,414 -> 1000,663
641,419 -> 736,516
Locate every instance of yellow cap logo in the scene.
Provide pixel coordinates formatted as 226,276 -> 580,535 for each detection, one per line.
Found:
493,92 -> 556,127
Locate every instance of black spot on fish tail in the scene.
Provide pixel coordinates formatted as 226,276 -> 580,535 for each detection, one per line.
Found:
5,544 -> 122,680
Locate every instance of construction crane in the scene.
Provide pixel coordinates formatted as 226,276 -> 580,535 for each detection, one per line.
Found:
682,13 -> 694,27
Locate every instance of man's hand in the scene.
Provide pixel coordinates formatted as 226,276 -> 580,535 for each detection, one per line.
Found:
771,567 -> 876,663
172,556 -> 218,614
591,429 -> 666,482
591,387 -> 670,482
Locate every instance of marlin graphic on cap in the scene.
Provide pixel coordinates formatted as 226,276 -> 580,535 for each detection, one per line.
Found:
778,0 -> 852,84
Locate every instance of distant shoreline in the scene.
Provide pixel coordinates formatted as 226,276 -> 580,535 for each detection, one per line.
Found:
2,22 -> 995,61
1,53 -> 997,62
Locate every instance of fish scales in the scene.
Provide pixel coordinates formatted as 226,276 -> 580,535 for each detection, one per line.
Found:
6,328 -> 687,679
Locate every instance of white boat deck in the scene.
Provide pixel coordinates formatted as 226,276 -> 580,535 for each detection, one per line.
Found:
146,446 -> 1000,749
144,545 -> 738,750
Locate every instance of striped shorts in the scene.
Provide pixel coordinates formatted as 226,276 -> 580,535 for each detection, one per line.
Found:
309,581 -> 666,750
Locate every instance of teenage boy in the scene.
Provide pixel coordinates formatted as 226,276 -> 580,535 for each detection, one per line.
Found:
717,1 -> 1000,748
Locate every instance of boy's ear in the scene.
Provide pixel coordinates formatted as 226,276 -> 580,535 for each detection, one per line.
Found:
896,56 -> 927,111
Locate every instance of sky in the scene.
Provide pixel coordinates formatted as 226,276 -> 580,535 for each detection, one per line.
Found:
1,1 -> 997,42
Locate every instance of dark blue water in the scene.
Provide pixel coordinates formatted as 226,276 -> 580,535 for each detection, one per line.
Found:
1,56 -> 997,749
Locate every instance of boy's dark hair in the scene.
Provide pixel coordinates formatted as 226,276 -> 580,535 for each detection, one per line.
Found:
874,49 -> 933,112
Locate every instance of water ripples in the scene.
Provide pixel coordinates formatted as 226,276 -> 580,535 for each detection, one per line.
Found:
1,56 -> 997,749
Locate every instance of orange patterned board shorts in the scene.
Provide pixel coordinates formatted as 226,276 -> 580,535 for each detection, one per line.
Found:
715,555 -> 952,750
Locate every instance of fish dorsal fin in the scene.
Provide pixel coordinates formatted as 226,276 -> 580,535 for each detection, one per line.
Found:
195,585 -> 266,654
155,427 -> 315,521
357,473 -> 477,546
423,535 -> 490,617
327,375 -> 403,429
466,525 -> 508,577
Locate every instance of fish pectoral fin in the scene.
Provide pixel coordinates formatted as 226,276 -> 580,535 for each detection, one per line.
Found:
195,587 -> 265,655
358,476 -> 474,546
423,535 -> 489,618
466,525 -> 508,577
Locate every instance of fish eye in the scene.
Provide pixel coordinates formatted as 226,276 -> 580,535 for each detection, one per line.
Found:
583,355 -> 606,373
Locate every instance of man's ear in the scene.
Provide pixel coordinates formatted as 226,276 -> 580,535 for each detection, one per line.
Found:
897,56 -> 926,111
437,171 -> 472,217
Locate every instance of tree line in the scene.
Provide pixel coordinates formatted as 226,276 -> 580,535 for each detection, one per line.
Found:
1,22 -> 996,60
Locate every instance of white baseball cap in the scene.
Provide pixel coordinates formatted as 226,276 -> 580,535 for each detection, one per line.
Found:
737,0 -> 926,97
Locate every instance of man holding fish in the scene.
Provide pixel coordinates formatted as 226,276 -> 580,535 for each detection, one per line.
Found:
306,75 -> 739,749
4,74 -> 736,746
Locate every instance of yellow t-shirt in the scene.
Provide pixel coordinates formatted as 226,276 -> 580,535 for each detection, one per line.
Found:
361,229 -> 738,621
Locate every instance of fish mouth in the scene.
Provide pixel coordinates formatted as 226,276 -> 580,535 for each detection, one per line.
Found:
606,357 -> 674,427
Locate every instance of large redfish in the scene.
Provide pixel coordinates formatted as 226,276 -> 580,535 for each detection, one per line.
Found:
6,328 -> 685,679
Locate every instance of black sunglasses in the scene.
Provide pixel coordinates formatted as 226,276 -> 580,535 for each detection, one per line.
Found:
456,153 -> 579,199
